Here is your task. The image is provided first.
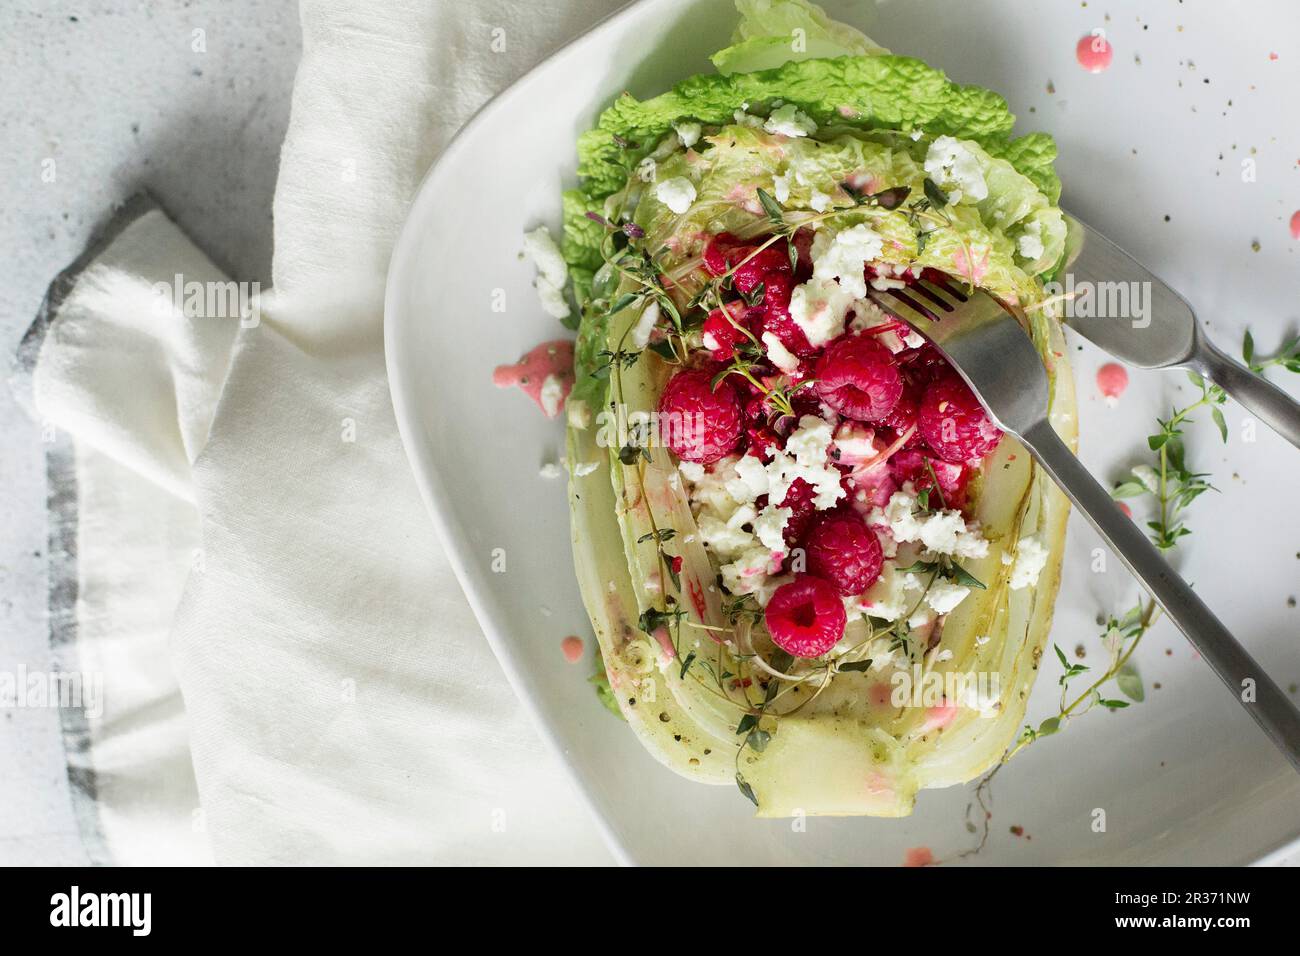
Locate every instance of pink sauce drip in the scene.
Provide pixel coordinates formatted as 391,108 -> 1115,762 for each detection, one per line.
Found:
904,846 -> 935,868
1117,501 -> 1133,519
1076,33 -> 1114,73
492,339 -> 574,418
560,636 -> 584,663
952,245 -> 990,284
1290,210 -> 1300,240
922,700 -> 959,732
1096,362 -> 1129,402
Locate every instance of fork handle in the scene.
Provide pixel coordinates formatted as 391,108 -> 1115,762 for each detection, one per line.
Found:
1190,336 -> 1300,450
1020,419 -> 1300,772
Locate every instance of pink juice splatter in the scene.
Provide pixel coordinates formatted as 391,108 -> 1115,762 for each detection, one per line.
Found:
560,636 -> 584,663
1290,210 -> 1300,240
1096,362 -> 1129,404
922,700 -> 959,732
903,846 -> 935,867
1076,32 -> 1113,73
492,339 -> 574,418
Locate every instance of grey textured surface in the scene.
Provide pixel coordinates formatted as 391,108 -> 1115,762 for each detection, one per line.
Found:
0,0 -> 299,864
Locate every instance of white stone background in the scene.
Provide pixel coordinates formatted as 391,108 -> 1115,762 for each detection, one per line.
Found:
0,0 -> 300,864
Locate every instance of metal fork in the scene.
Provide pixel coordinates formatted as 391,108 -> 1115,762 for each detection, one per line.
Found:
867,279 -> 1300,772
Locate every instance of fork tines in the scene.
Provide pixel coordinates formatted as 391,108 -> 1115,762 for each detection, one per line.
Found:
866,278 -> 968,328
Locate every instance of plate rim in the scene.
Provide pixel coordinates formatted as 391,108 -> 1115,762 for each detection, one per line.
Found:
383,0 -> 671,866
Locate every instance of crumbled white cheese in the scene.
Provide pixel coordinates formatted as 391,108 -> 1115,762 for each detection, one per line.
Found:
1017,219 -> 1044,260
923,135 -> 989,202
809,189 -> 832,212
753,505 -> 792,553
539,374 -> 565,418
721,547 -> 780,599
766,416 -> 844,511
1009,535 -> 1049,590
831,422 -> 879,465
724,454 -> 770,504
674,122 -> 702,148
812,224 -> 885,299
655,177 -> 696,214
761,331 -> 801,373
698,503 -> 758,559
522,226 -> 571,320
572,461 -> 599,477
683,420 -> 846,604
926,578 -> 971,615
523,226 -> 566,286
629,300 -> 661,349
683,456 -> 740,514
883,491 -> 989,558
678,460 -> 706,483
848,296 -> 892,332
908,606 -> 937,630
789,277 -> 855,347
733,108 -> 763,128
858,564 -> 924,621
763,103 -> 818,138
772,170 -> 792,203
538,462 -> 562,479
636,157 -> 657,183
534,282 -> 570,321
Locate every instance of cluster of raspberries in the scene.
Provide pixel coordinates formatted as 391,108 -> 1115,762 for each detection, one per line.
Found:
657,232 -> 1002,658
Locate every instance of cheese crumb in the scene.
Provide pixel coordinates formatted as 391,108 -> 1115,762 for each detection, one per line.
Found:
761,331 -> 801,373
924,135 -> 989,202
1009,535 -> 1049,590
674,122 -> 702,148
522,226 -> 570,319
763,103 -> 818,138
655,177 -> 696,214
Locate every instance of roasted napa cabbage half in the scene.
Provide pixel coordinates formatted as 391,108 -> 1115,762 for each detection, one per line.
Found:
562,0 -> 1077,816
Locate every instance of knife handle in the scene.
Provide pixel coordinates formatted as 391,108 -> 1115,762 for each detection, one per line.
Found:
1191,334 -> 1300,450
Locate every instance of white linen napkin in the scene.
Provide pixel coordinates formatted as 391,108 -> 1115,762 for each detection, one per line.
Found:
17,0 -> 626,864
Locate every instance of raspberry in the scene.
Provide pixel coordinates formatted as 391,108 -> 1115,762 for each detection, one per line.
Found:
813,334 -> 903,422
731,245 -> 790,294
746,423 -> 782,460
764,575 -> 847,658
878,381 -> 919,434
702,302 -> 752,361
779,477 -> 818,547
889,449 -> 970,510
805,510 -> 885,596
917,374 -> 1002,464
896,343 -> 950,385
657,369 -> 743,464
703,233 -> 742,276
758,271 -> 816,357
702,234 -> 791,294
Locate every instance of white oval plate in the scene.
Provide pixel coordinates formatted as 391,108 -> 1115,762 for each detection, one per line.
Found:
386,0 -> 1300,864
